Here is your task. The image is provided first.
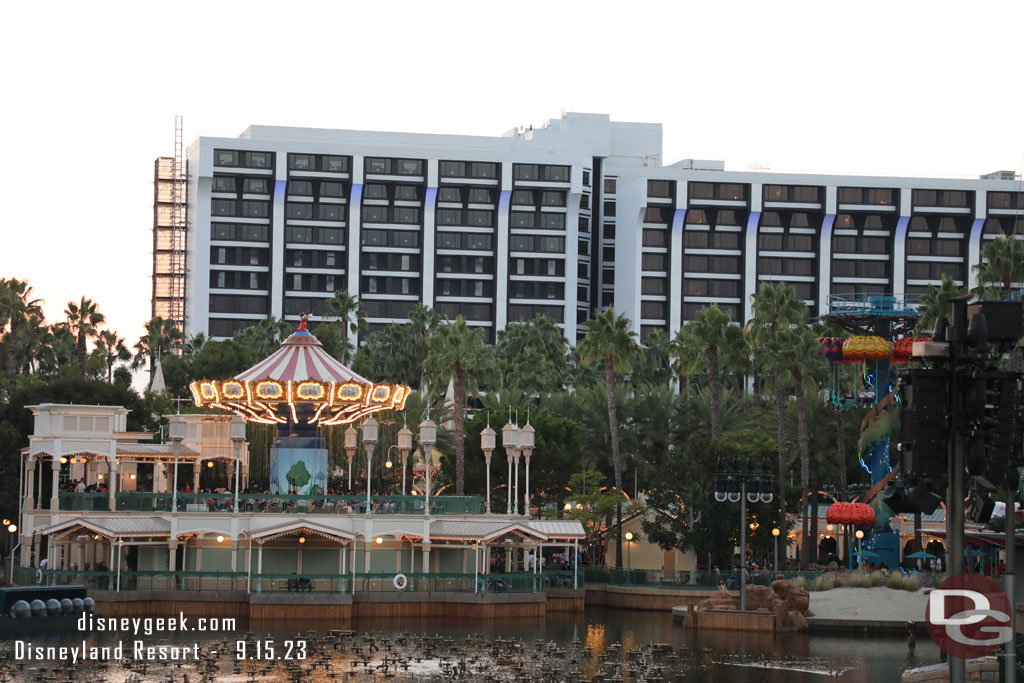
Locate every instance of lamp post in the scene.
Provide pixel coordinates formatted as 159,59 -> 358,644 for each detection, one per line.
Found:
480,425 -> 496,514
362,417 -> 378,515
168,416 -> 186,513
624,531 -> 633,569
520,422 -> 534,517
501,420 -> 518,516
344,426 -> 357,493
397,423 -> 413,497
419,416 -> 436,515
230,416 -> 245,513
855,529 -> 864,572
772,527 -> 780,574
714,456 -> 773,613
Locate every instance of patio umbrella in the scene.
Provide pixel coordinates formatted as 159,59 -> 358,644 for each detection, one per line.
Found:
859,550 -> 882,560
905,551 -> 937,560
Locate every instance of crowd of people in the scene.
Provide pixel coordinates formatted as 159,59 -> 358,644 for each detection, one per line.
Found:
60,478 -> 106,493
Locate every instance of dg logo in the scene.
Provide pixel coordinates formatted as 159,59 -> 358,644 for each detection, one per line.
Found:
926,572 -> 1013,659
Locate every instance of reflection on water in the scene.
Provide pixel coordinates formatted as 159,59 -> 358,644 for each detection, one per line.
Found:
0,606 -> 940,681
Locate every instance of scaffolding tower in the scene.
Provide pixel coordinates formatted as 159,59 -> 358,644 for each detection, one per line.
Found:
152,116 -> 188,337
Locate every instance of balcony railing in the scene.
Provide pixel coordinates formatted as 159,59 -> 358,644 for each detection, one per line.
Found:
581,567 -> 824,589
19,568 -> 581,594
51,492 -> 485,515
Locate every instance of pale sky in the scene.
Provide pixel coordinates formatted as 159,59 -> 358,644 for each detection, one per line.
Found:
1,0 -> 1022,360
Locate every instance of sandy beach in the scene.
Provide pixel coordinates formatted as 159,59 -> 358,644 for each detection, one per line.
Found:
807,586 -> 930,623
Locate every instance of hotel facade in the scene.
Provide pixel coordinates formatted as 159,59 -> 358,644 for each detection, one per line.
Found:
166,113 -> 1023,343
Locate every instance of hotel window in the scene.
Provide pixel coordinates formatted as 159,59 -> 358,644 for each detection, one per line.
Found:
320,182 -> 344,197
212,199 -> 235,216
468,188 -> 493,204
394,231 -> 418,247
440,161 -> 465,177
289,154 -> 314,170
543,165 -> 570,182
368,278 -> 377,293
362,229 -> 386,246
583,170 -> 591,187
318,204 -> 343,221
288,180 -> 312,196
439,233 -> 460,249
511,190 -> 534,206
648,180 -> 672,198
245,152 -> 271,169
394,207 -> 419,224
684,231 -> 708,248
644,206 -> 669,223
326,252 -> 336,267
437,209 -> 461,225
642,229 -> 668,247
217,272 -> 226,287
474,257 -> 484,273
362,206 -> 387,223
579,194 -> 590,210
604,178 -> 616,194
287,203 -> 313,219
212,176 -> 236,192
603,224 -> 615,239
511,212 -> 535,228
401,279 -> 410,295
292,274 -> 302,290
712,232 -> 740,249
364,184 -> 387,199
466,210 -> 493,227
244,178 -> 269,194
215,150 -> 238,166
641,302 -> 667,319
395,185 -> 419,201
366,158 -> 391,174
541,191 -> 566,207
641,277 -> 666,295
242,201 -> 268,217
470,162 -> 497,178
686,209 -> 708,225
514,165 -> 539,180
397,159 -> 423,175
474,281 -> 484,297
438,187 -> 461,203
250,273 -> 259,289
603,202 -> 616,217
324,156 -> 348,172
466,233 -> 492,250
293,252 -> 304,267
643,253 -> 668,271
402,254 -> 411,270
325,275 -> 335,291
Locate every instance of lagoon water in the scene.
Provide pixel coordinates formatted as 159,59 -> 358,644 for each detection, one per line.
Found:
0,606 -> 941,681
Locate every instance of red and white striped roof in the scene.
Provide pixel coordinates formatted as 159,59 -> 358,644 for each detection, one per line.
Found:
235,331 -> 370,384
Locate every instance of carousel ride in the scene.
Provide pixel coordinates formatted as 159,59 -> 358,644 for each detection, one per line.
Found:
189,315 -> 412,494
818,293 -> 924,569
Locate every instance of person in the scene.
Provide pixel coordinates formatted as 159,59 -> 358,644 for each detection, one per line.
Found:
528,551 -> 536,572
39,558 -> 48,570
76,479 -> 86,493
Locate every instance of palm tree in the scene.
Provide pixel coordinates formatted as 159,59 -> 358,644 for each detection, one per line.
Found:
65,297 -> 105,378
95,330 -> 131,383
0,278 -> 43,391
326,290 -> 367,364
425,316 -> 494,495
916,274 -> 967,333
496,315 -> 570,403
974,234 -> 1024,300
134,316 -> 184,373
747,282 -> 806,530
673,305 -> 750,441
762,327 -> 827,568
577,307 -> 640,569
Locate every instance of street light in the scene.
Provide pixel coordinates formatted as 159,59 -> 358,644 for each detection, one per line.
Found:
344,425 -> 357,493
772,527 -> 780,573
624,531 -> 634,569
520,422 -> 535,517
855,529 -> 865,571
419,416 -> 437,515
362,417 -> 378,515
480,423 -> 496,514
230,416 -> 245,513
502,419 -> 518,516
714,456 -> 773,613
168,416 -> 186,513
397,422 -> 413,496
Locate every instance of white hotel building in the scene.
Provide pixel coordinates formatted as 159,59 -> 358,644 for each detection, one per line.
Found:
170,113 -> 1023,343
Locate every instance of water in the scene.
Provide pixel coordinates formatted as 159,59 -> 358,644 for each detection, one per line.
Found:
0,607 -> 940,681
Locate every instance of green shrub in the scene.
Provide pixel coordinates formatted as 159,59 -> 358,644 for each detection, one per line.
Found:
869,571 -> 885,587
905,577 -> 921,592
848,573 -> 872,588
792,576 -> 808,591
886,574 -> 907,590
812,577 -> 830,592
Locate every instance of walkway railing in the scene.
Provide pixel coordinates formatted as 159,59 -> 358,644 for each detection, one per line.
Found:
19,568 -> 581,594
581,568 -> 824,589
52,492 -> 485,515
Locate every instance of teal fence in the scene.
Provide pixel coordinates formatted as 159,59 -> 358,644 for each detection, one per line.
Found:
581,568 -> 823,589
18,568 -> 580,594
52,493 -> 485,515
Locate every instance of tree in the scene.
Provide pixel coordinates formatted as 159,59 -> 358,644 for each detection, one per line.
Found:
576,307 -> 640,569
673,305 -> 749,440
65,297 -> 105,378
974,234 -> 1024,300
632,329 -> 674,388
95,330 -> 131,383
326,290 -> 367,364
0,278 -> 43,392
286,460 -> 312,493
134,316 -> 183,374
762,327 -> 827,568
747,282 -> 806,534
425,316 -> 494,495
916,273 -> 968,333
495,315 -> 570,403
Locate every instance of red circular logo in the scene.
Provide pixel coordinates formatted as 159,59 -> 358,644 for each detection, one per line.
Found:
926,572 -> 1012,659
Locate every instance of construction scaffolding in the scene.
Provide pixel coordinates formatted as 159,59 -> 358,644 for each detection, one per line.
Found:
152,116 -> 188,336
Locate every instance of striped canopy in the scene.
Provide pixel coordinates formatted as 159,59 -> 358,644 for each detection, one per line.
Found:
235,330 -> 369,384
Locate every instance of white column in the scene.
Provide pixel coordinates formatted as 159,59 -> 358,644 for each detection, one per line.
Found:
495,164 -> 513,332
230,540 -> 238,572
347,157 -> 364,298
742,184 -> 762,325
168,539 -> 178,571
422,161 -> 437,307
49,458 -> 61,511
192,462 -> 201,493
422,542 -> 431,574
107,459 -> 118,512
270,167 -> 287,319
25,457 -> 35,511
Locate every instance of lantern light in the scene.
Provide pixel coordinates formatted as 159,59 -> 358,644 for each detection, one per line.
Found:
60,457 -> 68,464
216,535 -> 224,543
855,530 -> 864,540
419,417 -> 437,448
344,425 -> 358,451
772,528 -> 780,537
564,503 -> 572,512
129,473 -> 136,480
397,425 -> 413,453
481,426 -> 496,453
362,416 -> 379,446
8,524 -> 17,533
624,531 -> 634,542
230,415 -> 246,441
299,536 -> 306,544
375,537 -> 383,545
1,519 -> 8,526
